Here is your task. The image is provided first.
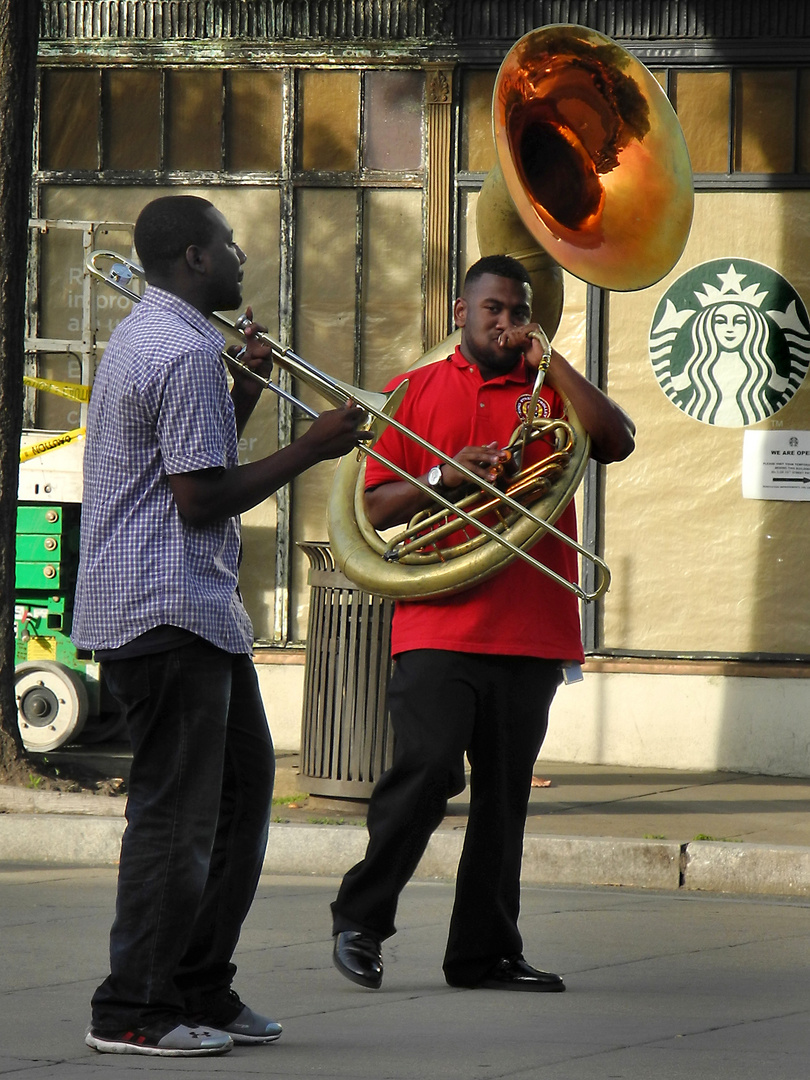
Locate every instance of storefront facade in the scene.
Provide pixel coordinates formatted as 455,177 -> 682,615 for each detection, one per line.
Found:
32,1 -> 810,771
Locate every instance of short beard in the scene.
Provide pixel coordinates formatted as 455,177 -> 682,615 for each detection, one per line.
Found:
479,343 -> 522,374
217,285 -> 244,312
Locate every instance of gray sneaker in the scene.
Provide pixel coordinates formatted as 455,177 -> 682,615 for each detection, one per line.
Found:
85,1022 -> 233,1056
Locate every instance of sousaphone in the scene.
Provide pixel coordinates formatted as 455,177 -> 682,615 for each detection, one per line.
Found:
328,24 -> 693,601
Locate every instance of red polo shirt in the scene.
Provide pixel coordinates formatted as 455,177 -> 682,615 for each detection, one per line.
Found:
365,347 -> 585,661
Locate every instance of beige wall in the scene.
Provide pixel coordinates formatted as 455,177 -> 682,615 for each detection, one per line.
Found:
603,191 -> 810,654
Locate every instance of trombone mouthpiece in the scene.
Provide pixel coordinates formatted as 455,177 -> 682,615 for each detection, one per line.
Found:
234,313 -> 251,331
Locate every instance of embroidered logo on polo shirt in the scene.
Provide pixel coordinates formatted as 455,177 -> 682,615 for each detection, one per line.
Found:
515,393 -> 551,423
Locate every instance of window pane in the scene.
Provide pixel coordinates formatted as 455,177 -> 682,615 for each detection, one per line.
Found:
364,70 -> 424,171
106,69 -> 161,170
30,355 -> 85,431
300,70 -> 359,172
290,187 -> 359,639
40,70 -> 99,170
165,70 -> 223,171
735,70 -> 796,173
461,70 -> 496,173
458,189 -> 481,272
37,225 -> 90,342
674,71 -> 730,173
361,189 -> 424,386
227,69 -> 284,172
294,188 -> 358,396
39,184 -> 280,357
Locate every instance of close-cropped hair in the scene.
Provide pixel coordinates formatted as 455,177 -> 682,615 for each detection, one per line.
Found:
134,195 -> 218,276
463,254 -> 532,292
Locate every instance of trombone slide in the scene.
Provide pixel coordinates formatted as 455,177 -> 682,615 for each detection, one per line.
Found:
85,248 -> 608,601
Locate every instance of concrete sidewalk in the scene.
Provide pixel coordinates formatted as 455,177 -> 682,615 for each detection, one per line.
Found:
2,745 -> 810,897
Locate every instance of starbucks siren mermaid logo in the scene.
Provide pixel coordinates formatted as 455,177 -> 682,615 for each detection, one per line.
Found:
649,259 -> 810,427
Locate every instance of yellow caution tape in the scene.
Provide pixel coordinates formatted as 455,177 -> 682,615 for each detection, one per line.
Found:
23,376 -> 91,403
19,427 -> 85,463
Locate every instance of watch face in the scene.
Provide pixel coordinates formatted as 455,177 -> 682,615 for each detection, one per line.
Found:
428,465 -> 442,487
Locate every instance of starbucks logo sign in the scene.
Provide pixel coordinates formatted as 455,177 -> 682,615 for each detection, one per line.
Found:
649,259 -> 810,427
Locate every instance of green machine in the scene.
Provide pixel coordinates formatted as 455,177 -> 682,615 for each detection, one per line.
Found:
14,501 -> 98,751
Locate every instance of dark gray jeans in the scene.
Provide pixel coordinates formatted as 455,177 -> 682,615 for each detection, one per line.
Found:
91,639 -> 274,1032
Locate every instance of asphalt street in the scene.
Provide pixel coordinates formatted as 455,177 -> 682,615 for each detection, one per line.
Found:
2,867 -> 810,1079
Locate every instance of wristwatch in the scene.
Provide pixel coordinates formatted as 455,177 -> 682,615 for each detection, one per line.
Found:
427,464 -> 445,492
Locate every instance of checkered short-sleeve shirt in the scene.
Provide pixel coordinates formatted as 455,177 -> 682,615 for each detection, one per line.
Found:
71,286 -> 254,654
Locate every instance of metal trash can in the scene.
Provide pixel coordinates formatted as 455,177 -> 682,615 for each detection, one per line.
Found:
299,542 -> 395,799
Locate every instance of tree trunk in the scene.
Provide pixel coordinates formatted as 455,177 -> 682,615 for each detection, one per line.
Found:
0,3 -> 41,780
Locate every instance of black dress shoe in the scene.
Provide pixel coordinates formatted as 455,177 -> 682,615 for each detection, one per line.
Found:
476,955 -> 565,992
333,931 -> 383,989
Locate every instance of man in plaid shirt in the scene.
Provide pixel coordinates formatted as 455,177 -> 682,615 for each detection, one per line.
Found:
74,195 -> 364,1057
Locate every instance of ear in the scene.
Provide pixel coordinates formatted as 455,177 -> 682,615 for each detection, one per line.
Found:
453,296 -> 467,328
185,244 -> 207,275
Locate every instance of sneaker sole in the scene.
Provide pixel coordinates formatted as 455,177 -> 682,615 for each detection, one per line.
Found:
228,1028 -> 285,1045
228,1031 -> 282,1045
85,1033 -> 233,1056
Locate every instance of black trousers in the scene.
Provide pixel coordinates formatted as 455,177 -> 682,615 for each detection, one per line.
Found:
92,642 -> 274,1031
331,649 -> 561,986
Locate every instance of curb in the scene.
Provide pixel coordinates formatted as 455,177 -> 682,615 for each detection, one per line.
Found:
2,812 -> 810,897
683,840 -> 810,895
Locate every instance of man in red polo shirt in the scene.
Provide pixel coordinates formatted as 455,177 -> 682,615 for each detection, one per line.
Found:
330,254 -> 635,992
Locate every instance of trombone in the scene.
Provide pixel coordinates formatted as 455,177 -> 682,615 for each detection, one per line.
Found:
85,249 -> 610,602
